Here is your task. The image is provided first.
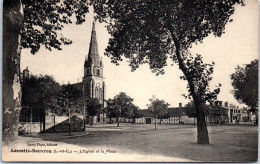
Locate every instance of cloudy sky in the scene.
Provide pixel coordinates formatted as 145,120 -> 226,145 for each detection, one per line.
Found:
21,1 -> 258,109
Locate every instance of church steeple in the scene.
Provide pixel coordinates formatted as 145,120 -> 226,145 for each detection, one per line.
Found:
83,20 -> 106,106
84,21 -> 103,77
84,21 -> 101,68
89,21 -> 99,65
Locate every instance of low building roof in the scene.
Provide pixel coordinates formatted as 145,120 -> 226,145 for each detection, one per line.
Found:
138,110 -> 155,117
138,107 -> 187,118
168,107 -> 187,117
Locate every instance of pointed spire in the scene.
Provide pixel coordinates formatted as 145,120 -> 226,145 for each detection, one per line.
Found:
87,20 -> 100,66
92,21 -> 96,32
88,21 -> 98,57
85,20 -> 103,69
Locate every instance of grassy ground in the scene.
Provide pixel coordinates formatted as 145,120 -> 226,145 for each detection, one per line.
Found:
24,123 -> 258,162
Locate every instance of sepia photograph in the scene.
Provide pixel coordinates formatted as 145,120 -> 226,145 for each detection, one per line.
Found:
2,0 -> 259,162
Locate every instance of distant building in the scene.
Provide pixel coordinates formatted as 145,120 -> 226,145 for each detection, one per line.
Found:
133,103 -> 186,124
224,102 -> 244,123
132,102 -> 246,125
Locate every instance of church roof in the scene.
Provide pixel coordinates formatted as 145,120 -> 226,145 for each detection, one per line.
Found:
85,21 -> 101,68
88,22 -> 98,57
71,82 -> 83,91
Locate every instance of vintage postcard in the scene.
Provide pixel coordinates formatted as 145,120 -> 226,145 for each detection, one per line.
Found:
2,0 -> 258,162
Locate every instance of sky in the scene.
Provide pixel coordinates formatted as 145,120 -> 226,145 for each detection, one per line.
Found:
21,0 -> 259,109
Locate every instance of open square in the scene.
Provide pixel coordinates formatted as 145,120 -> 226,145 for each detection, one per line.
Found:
17,123 -> 258,162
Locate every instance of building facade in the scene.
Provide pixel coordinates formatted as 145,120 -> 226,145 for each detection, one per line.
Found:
132,102 -> 247,125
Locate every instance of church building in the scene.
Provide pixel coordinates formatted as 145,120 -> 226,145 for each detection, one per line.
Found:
19,21 -> 106,133
82,21 -> 106,124
83,21 -> 106,104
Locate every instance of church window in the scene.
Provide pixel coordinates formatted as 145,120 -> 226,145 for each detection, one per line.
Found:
97,69 -> 100,76
99,89 -> 102,101
95,88 -> 99,99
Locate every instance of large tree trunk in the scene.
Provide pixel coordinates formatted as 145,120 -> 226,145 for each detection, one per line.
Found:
169,32 -> 210,144
3,0 -> 24,145
194,101 -> 209,144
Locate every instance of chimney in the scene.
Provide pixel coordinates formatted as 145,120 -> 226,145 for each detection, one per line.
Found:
219,101 -> 223,107
179,103 -> 182,108
23,67 -> 29,78
224,102 -> 228,107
